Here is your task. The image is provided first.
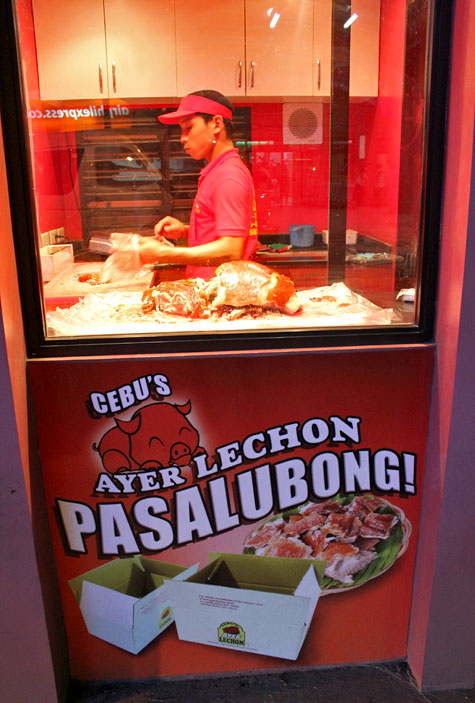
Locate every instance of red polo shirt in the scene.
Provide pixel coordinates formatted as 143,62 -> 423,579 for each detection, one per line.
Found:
186,148 -> 258,279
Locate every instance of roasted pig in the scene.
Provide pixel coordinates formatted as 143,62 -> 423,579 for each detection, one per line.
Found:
141,261 -> 300,319
206,260 -> 299,313
142,279 -> 207,318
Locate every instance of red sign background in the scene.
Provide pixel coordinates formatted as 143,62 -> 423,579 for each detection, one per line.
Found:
28,347 -> 434,681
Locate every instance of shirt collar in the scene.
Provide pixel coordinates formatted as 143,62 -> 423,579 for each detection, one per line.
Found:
198,148 -> 239,185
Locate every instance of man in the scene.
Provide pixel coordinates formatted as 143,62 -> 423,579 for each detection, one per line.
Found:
138,90 -> 258,280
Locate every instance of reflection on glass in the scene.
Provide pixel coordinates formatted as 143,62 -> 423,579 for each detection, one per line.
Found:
344,13 -> 359,29
10,0 -> 431,342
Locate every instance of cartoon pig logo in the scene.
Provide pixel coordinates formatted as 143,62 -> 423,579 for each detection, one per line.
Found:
93,400 -> 204,474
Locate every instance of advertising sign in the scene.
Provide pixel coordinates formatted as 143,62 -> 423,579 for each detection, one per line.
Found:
28,348 -> 434,681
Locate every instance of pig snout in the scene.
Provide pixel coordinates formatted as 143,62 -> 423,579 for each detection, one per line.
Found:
170,442 -> 193,466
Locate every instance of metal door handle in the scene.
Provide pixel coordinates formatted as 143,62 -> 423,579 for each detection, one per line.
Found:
250,61 -> 256,88
238,60 -> 243,88
112,60 -> 117,92
317,59 -> 321,91
98,63 -> 103,93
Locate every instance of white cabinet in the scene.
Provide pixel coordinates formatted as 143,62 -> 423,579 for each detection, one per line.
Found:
32,0 -> 108,100
176,0 -> 378,99
313,0 -> 332,97
32,0 -> 177,100
349,0 -> 380,97
104,0 -> 177,99
31,0 -> 379,101
175,2 -> 246,97
268,0 -> 381,99
313,0 -> 380,97
176,0 -> 314,97
245,0 -> 314,96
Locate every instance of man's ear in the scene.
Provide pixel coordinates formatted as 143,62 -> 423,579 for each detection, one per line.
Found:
213,114 -> 225,136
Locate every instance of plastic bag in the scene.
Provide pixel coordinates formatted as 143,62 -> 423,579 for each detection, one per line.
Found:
100,232 -> 142,284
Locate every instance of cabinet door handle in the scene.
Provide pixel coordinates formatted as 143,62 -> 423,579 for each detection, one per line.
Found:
112,60 -> 117,93
317,59 -> 321,91
238,60 -> 243,88
98,63 -> 104,93
250,60 -> 256,88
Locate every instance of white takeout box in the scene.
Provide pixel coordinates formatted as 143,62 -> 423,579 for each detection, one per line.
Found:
167,553 -> 325,661
322,229 -> 358,246
68,556 -> 198,654
40,244 -> 74,282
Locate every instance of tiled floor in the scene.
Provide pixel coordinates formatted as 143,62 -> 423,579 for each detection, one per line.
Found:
68,662 -> 474,703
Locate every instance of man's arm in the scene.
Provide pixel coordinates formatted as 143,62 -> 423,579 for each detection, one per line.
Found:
138,235 -> 245,266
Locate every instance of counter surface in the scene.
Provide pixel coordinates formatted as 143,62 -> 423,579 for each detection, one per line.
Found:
255,233 -> 395,266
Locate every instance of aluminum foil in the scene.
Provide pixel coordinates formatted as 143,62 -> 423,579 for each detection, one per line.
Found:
46,282 -> 394,338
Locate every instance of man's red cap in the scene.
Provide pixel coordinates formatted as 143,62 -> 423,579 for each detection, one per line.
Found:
158,94 -> 233,124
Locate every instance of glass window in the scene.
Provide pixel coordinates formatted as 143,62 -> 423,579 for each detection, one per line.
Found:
4,0 -> 447,353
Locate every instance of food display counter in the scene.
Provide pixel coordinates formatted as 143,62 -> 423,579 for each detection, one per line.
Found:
42,232 -> 408,337
3,0 -> 438,353
255,232 -> 394,265
254,232 -> 397,295
43,262 -> 154,310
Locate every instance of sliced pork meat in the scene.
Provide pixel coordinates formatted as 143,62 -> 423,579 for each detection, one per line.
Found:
282,511 -> 326,537
301,499 -> 346,516
324,549 -> 378,584
77,272 -> 105,285
324,513 -> 363,542
245,519 -> 283,549
243,494 -> 403,587
345,495 -> 384,520
262,534 -> 313,559
302,527 -> 329,556
321,541 -> 359,564
360,512 -> 398,540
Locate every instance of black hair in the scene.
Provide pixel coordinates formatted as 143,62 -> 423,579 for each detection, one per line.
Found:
189,89 -> 234,138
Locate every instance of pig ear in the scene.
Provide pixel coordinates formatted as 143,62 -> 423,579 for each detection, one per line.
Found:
115,414 -> 141,435
177,400 -> 192,415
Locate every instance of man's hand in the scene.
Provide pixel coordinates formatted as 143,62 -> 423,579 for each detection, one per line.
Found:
154,216 -> 188,238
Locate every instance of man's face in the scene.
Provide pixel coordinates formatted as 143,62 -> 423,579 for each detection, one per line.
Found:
179,114 -> 216,161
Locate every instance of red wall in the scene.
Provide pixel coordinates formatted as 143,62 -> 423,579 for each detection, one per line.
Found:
251,102 -> 330,235
348,0 -> 406,246
408,0 -> 475,687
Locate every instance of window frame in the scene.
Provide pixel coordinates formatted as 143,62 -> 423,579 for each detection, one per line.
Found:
0,0 -> 453,359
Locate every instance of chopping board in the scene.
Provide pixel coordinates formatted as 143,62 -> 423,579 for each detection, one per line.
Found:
44,262 -> 154,303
